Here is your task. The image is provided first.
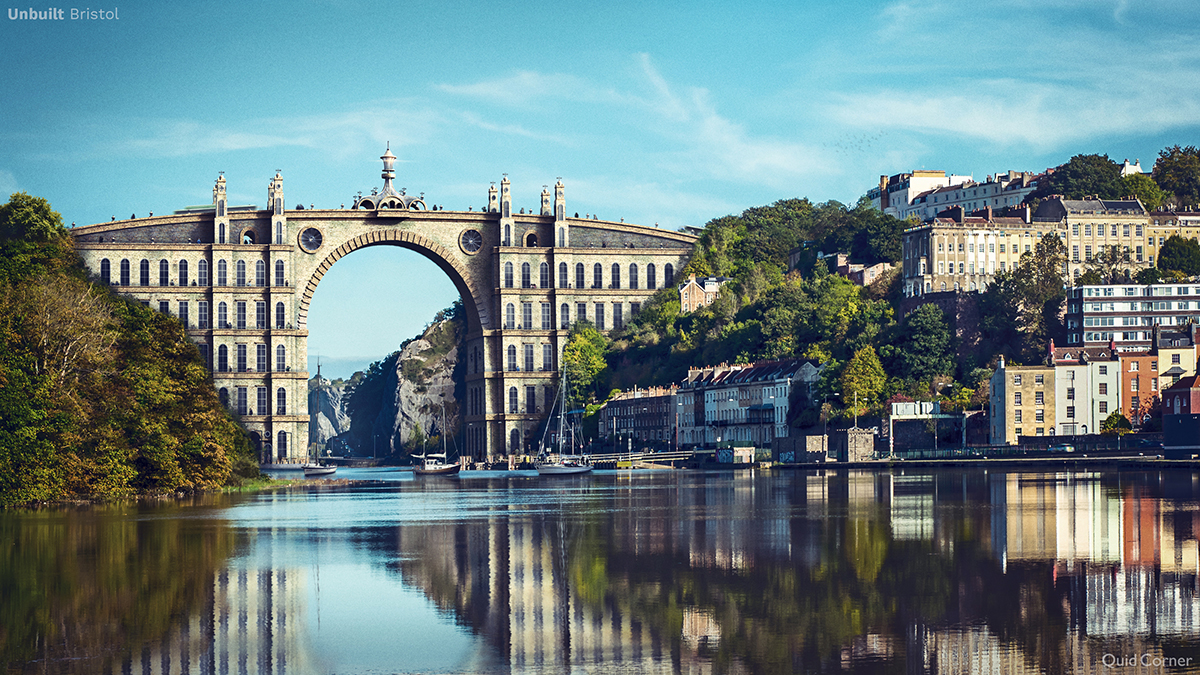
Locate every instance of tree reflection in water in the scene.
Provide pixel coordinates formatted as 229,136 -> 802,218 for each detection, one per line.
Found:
386,470 -> 1200,675
0,495 -> 237,674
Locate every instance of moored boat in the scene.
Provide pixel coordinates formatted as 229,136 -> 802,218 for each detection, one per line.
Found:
303,463 -> 337,477
535,456 -> 593,475
413,453 -> 461,476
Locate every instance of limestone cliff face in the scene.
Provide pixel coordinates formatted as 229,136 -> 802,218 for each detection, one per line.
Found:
377,317 -> 462,454
308,376 -> 351,447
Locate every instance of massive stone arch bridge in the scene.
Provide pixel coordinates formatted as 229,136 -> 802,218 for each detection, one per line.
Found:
71,150 -> 696,461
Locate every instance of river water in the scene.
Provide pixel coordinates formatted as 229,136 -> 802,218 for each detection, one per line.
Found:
3,467 -> 1200,674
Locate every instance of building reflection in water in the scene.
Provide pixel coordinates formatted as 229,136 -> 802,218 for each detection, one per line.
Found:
39,470 -> 1199,674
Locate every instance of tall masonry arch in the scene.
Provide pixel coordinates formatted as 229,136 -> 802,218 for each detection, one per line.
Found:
71,150 -> 697,462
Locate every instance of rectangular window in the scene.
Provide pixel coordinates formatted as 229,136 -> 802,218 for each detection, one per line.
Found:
1067,387 -> 1075,400
1013,374 -> 1022,385
1152,360 -> 1158,371
237,344 -> 247,373
613,304 -> 623,330
1035,391 -> 1044,405
522,303 -> 532,329
1099,400 -> 1108,414
1066,406 -> 1075,419
541,302 -> 551,329
256,344 -> 267,372
542,343 -> 553,371
595,304 -> 605,330
1035,374 -> 1044,384
1014,392 -> 1022,405
1174,353 -> 1182,364
198,301 -> 209,329
1131,377 -> 1139,392
159,300 -> 170,315
526,385 -> 536,413
178,301 -> 189,328
524,344 -> 534,372
1014,410 -> 1022,423
1130,361 -> 1139,371
576,302 -> 586,322
257,387 -> 267,416
236,302 -> 246,330
631,302 -> 640,315
237,387 -> 248,416
1099,382 -> 1108,395
1035,409 -> 1044,423
1099,365 -> 1108,375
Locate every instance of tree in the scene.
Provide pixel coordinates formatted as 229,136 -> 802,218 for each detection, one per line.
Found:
1034,154 -> 1124,201
1157,234 -> 1200,276
840,346 -> 886,415
1122,173 -> 1168,212
1101,411 -> 1132,436
1152,145 -> 1200,208
881,304 -> 953,382
561,320 -> 608,409
1081,244 -> 1139,284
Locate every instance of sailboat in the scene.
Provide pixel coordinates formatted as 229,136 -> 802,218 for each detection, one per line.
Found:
414,401 -> 461,476
536,373 -> 593,476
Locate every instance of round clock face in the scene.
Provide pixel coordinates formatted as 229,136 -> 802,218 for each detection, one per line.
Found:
299,227 -> 323,253
460,229 -> 483,254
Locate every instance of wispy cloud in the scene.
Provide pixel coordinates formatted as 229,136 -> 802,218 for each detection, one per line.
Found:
0,170 -> 18,198
89,102 -> 444,161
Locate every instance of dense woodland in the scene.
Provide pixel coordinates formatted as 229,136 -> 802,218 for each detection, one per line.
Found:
0,194 -> 259,506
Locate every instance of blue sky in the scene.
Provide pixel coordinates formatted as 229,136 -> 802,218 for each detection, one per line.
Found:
4,0 -> 1199,378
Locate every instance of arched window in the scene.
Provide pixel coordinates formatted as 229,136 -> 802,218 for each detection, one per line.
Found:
218,302 -> 228,328
120,259 -> 130,286
629,263 -> 638,289
559,262 -> 568,288
507,345 -> 518,371
276,387 -> 287,414
522,263 -> 531,288
218,387 -> 229,406
275,222 -> 283,245
576,263 -> 584,289
255,260 -> 265,286
647,263 -> 656,289
509,387 -> 518,413
558,227 -> 565,247
504,262 -> 514,288
236,260 -> 246,287
664,264 -> 674,286
139,259 -> 150,286
593,263 -> 602,289
561,303 -> 570,329
276,344 -> 286,372
611,263 -> 621,289
219,223 -> 226,244
217,260 -> 227,286
274,260 -> 284,286
178,260 -> 189,287
275,302 -> 285,329
217,345 -> 229,372
510,428 -> 520,451
504,224 -> 511,247
540,262 -> 549,288
159,259 -> 169,286
198,259 -> 209,286
100,259 -> 111,284
506,303 -> 516,329
525,232 -> 538,247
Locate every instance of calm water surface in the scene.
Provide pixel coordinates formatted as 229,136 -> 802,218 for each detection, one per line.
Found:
4,468 -> 1200,674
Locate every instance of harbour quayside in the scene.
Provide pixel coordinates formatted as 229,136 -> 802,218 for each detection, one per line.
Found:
414,399 -> 461,476
535,374 -> 593,476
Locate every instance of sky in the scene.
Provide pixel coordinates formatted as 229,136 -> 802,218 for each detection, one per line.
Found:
4,0 -> 1199,378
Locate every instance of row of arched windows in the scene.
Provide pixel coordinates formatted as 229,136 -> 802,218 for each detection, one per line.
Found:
210,343 -> 288,373
502,261 -> 673,290
216,386 -> 288,415
98,258 -> 286,287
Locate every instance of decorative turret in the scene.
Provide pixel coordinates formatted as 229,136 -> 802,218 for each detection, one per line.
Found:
540,186 -> 551,216
554,179 -> 567,247
213,173 -> 229,244
499,175 -> 513,246
267,171 -> 287,245
352,145 -> 427,211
